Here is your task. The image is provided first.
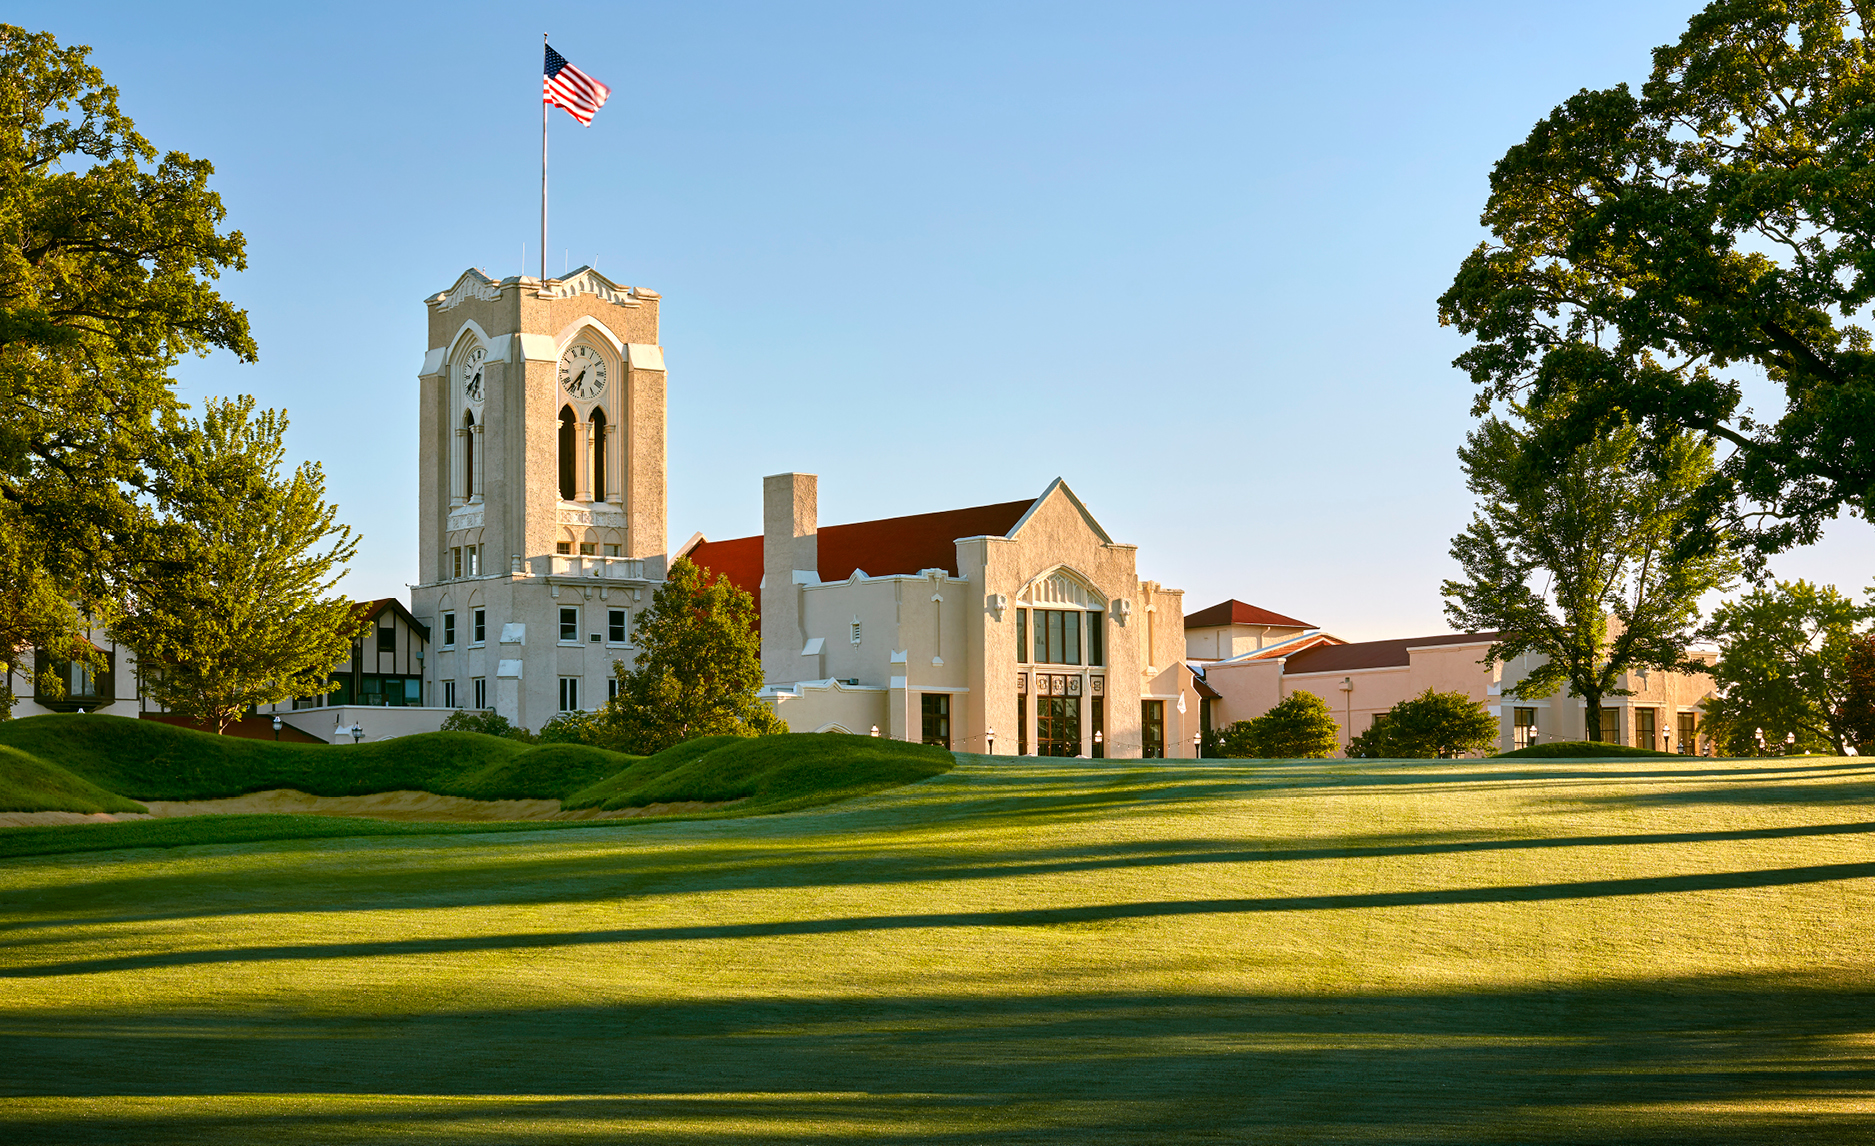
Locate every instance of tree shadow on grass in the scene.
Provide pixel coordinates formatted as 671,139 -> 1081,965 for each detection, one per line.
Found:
11,852 -> 1875,979
2,974 -> 1873,1143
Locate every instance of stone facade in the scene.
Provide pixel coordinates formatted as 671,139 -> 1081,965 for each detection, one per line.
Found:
408,267 -> 668,732
686,474 -> 1200,758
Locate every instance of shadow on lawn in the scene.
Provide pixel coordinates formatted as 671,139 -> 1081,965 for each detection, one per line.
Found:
11,852 -> 1875,978
2,973 -> 1872,1144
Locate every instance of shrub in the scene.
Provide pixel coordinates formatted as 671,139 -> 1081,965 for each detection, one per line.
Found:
1346,689 -> 1499,759
1215,691 -> 1340,759
439,708 -> 536,743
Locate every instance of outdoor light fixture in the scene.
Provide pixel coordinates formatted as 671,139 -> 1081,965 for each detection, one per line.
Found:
349,723 -> 364,745
870,725 -> 879,738
985,727 -> 995,755
1193,730 -> 1201,756
271,715 -> 283,742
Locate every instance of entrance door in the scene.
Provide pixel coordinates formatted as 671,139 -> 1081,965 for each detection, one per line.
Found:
1037,697 -> 1081,757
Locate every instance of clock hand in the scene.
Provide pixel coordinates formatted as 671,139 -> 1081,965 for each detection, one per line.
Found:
573,368 -> 587,388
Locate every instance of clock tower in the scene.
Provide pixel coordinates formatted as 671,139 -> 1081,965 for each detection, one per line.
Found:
411,267 -> 668,728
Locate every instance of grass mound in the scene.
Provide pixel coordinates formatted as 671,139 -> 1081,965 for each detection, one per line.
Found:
562,733 -> 955,813
0,744 -> 146,815
1496,739 -> 1682,759
0,714 -> 639,805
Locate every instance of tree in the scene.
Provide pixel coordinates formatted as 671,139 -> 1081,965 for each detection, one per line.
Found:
1438,2 -> 1875,561
1444,417 -> 1740,740
0,25 -> 253,714
1700,580 -> 1873,755
442,708 -> 537,743
1214,691 -> 1340,759
1840,633 -> 1875,752
110,397 -> 361,733
1346,689 -> 1500,759
598,558 -> 786,754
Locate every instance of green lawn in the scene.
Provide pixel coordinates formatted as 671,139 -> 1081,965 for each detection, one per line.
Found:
3,752 -> 1875,1142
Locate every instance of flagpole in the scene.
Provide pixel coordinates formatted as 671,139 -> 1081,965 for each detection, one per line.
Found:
541,32 -> 549,290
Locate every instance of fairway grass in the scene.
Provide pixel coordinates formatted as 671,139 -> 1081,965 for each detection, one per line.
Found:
4,753 -> 1875,1142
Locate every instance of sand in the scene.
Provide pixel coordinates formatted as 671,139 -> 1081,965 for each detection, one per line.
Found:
0,789 -> 740,828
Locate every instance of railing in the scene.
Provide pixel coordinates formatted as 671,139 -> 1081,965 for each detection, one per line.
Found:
529,554 -> 646,580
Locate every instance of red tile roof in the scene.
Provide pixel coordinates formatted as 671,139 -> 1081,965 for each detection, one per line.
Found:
1184,599 -> 1313,630
1281,631 -> 1499,675
683,497 -> 1038,618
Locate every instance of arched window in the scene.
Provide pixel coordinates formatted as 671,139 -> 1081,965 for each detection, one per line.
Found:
590,408 -> 608,502
462,410 -> 476,499
558,406 -> 577,501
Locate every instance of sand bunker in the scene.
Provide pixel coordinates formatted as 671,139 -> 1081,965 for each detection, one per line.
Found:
0,789 -> 741,827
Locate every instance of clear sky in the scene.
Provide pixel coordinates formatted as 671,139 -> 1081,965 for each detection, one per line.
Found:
17,1 -> 1872,637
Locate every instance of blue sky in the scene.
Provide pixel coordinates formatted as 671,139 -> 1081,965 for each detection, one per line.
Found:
18,1 -> 1872,637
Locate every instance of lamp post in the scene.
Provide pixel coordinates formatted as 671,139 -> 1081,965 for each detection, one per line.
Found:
1338,676 -> 1354,753
985,727 -> 995,756
1754,727 -> 1766,756
1093,729 -> 1102,760
349,723 -> 364,745
870,725 -> 880,738
1193,730 -> 1201,758
271,715 -> 283,742
1785,731 -> 1797,756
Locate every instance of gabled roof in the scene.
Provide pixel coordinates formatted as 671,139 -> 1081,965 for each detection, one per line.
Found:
357,597 -> 430,643
684,496 -> 1039,608
1210,631 -> 1345,666
1184,598 -> 1313,630
1281,630 -> 1498,675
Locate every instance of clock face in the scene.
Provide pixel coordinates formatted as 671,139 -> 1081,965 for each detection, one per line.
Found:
460,346 -> 486,404
559,345 -> 608,400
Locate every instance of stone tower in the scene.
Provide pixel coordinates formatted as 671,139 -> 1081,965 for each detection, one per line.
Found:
411,267 -> 668,729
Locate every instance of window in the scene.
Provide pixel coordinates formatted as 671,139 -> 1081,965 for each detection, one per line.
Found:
560,607 -> 579,643
851,621 -> 862,645
592,408 -> 608,501
921,694 -> 951,749
1091,696 -> 1105,759
604,544 -> 619,557
463,411 -> 476,498
472,609 -> 486,645
1678,712 -> 1698,754
1636,707 -> 1658,751
556,542 -> 572,555
1017,695 -> 1028,756
1142,700 -> 1165,758
1038,697 -> 1081,756
1016,609 -> 1028,663
1032,609 -> 1081,665
609,609 -> 628,643
559,676 -> 580,712
1597,707 -> 1620,743
442,611 -> 456,648
443,679 -> 457,708
466,546 -> 479,576
579,543 -> 596,556
472,677 -> 487,710
558,406 -> 577,500
1086,610 -> 1105,667
607,677 -> 621,703
452,547 -> 462,579
1514,707 -> 1537,750
377,623 -> 395,653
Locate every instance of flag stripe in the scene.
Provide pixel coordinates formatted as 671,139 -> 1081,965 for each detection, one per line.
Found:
543,43 -> 610,126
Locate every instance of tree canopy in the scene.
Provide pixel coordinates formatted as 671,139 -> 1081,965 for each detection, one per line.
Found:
0,25 -> 252,712
1438,0 -> 1875,558
1700,579 -> 1872,755
110,397 -> 360,733
1444,417 -> 1740,738
599,558 -> 785,755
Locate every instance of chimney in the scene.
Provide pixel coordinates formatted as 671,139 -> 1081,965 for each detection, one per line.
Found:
762,473 -> 818,684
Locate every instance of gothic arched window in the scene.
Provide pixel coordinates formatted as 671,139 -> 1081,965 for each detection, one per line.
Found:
591,408 -> 608,502
462,410 -> 476,499
558,406 -> 577,501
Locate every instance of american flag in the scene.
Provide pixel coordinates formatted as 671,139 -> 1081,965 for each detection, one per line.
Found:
543,44 -> 610,126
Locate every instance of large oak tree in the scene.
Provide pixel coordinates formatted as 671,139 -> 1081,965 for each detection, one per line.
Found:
0,25 -> 252,712
1439,0 -> 1875,559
